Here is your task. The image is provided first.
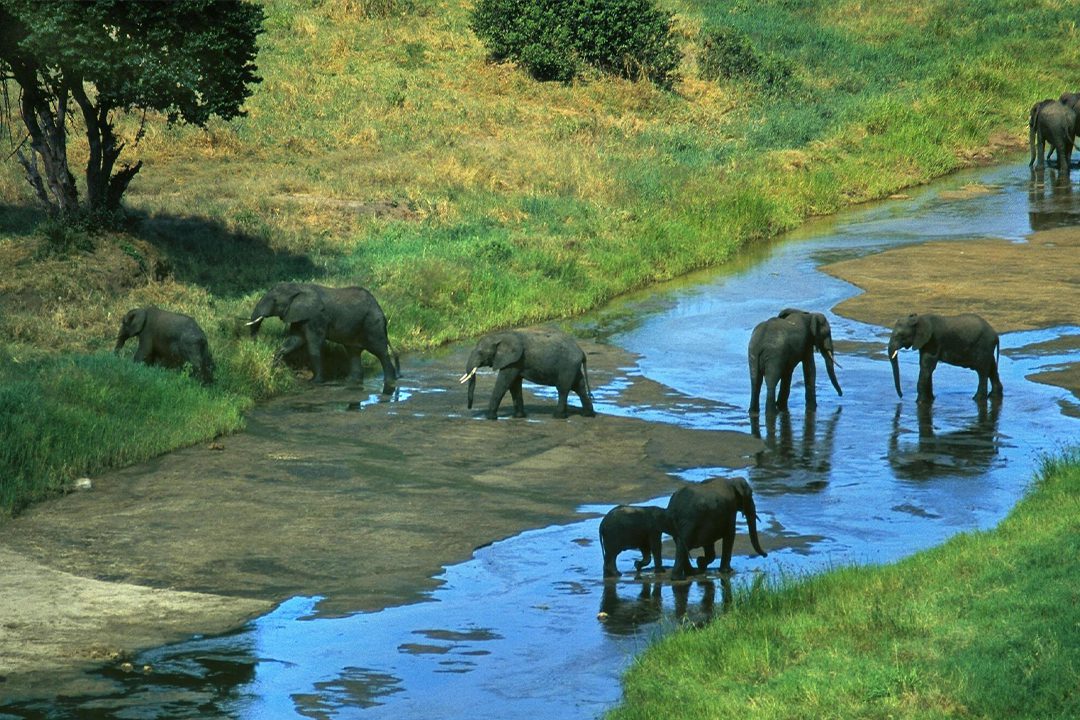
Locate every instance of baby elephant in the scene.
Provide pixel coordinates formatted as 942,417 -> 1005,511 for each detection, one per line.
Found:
459,328 -> 595,419
115,306 -> 214,384
599,505 -> 673,578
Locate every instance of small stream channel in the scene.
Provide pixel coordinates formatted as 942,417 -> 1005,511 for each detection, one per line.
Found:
5,161 -> 1080,719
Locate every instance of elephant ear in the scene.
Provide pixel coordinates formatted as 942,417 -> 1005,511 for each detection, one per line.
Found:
124,308 -> 147,335
912,315 -> 934,350
492,334 -> 524,370
283,289 -> 322,324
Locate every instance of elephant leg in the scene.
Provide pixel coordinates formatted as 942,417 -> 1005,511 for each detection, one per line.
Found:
916,354 -> 937,405
719,531 -> 735,574
634,545 -> 650,573
764,375 -> 779,416
749,366 -> 763,415
973,369 -> 989,402
371,347 -> 397,395
650,535 -> 665,573
273,332 -> 306,366
696,543 -> 715,573
574,376 -> 596,417
302,326 -> 326,383
777,373 -> 792,412
553,385 -> 570,419
487,369 -> 516,419
509,376 -> 526,418
603,548 -> 621,578
989,364 -> 1004,399
671,537 -> 692,581
346,348 -> 365,385
802,356 -> 817,410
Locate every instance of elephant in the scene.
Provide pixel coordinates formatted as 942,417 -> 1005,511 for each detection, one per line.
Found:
599,505 -> 673,578
666,477 -> 768,581
748,308 -> 842,416
1029,98 -> 1075,173
247,282 -> 399,393
887,313 -> 1002,405
459,328 -> 595,419
114,306 -> 214,384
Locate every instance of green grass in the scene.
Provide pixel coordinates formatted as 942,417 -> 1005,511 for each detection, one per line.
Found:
609,452 -> 1080,719
1,0 -> 1079,515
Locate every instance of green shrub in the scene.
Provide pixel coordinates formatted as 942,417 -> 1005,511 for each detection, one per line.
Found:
470,0 -> 681,88
698,26 -> 793,94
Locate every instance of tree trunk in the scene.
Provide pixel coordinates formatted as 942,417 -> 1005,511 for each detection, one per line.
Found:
13,67 -> 79,215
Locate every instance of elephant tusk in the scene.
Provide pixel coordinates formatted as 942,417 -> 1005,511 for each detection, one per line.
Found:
245,316 -> 265,326
826,351 -> 842,369
890,350 -> 898,360
458,367 -> 478,384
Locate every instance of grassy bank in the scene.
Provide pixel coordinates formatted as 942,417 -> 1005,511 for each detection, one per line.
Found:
1,0 -> 1078,513
609,452 -> 1080,719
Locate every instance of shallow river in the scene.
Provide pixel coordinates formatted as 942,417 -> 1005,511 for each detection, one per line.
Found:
6,161 -> 1080,719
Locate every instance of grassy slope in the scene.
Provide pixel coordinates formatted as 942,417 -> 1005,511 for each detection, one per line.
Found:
0,0 -> 1077,511
609,453 -> 1080,720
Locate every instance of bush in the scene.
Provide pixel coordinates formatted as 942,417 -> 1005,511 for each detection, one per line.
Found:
471,0 -> 681,88
698,26 -> 793,94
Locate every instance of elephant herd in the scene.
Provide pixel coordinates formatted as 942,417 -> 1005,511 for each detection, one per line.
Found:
1028,90 -> 1080,173
113,282 -> 1004,582
601,307 -> 1003,580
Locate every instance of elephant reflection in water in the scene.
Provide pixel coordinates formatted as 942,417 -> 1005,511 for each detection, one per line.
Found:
887,402 -> 1002,481
1028,170 -> 1079,231
597,579 -> 733,635
750,406 -> 842,490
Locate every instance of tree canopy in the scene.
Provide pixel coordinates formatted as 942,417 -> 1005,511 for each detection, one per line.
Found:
0,0 -> 264,219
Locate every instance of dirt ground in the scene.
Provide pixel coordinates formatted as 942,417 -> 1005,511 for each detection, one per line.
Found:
3,196 -> 1079,700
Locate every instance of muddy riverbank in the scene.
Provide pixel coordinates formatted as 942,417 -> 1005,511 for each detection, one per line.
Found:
0,339 -> 762,697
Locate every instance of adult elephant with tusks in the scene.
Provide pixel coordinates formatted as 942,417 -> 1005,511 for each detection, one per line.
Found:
115,306 -> 214,385
748,308 -> 842,416
247,282 -> 399,393
460,328 -> 595,419
888,313 -> 1002,405
667,477 -> 768,581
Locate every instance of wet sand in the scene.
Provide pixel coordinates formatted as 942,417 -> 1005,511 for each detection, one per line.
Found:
0,339 -> 761,696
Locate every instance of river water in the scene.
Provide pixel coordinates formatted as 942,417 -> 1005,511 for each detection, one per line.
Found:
4,161 -> 1079,719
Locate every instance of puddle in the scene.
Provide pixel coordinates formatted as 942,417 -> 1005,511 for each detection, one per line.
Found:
4,162 -> 1080,718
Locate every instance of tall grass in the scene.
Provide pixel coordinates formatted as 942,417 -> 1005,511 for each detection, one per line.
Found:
1,0 -> 1078,513
609,451 -> 1080,719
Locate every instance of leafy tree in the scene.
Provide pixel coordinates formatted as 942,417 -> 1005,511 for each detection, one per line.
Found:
0,0 -> 264,221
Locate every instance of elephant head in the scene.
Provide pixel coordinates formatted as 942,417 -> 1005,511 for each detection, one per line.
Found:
778,308 -> 842,397
731,477 -> 768,559
459,331 -> 523,409
114,308 -> 147,352
247,283 -> 322,337
887,314 -> 932,398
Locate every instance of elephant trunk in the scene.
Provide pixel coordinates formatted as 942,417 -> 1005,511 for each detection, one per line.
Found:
462,351 -> 483,408
889,338 -> 903,398
466,374 -> 476,409
745,500 -> 767,558
823,348 -> 842,397
113,334 -> 128,354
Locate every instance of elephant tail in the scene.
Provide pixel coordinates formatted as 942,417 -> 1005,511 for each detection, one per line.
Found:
582,354 -> 594,400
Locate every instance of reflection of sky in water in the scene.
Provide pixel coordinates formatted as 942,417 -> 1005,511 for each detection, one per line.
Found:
11,163 -> 1080,720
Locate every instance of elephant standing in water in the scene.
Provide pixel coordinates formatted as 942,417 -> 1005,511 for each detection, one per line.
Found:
248,282 -> 399,393
666,477 -> 768,581
888,313 -> 1002,405
115,306 -> 214,384
748,308 -> 842,416
459,328 -> 595,419
599,505 -> 672,578
1029,98 -> 1076,173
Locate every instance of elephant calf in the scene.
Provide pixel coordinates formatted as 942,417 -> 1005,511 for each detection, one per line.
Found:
888,312 -> 1002,405
667,477 -> 768,581
459,328 -> 595,419
599,505 -> 672,578
115,306 -> 214,384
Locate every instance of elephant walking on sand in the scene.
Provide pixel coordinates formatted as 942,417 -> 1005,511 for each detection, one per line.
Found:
248,282 -> 399,393
599,505 -> 673,578
888,313 -> 1002,405
748,308 -> 842,416
459,328 -> 595,419
115,306 -> 214,384
666,477 -> 768,581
